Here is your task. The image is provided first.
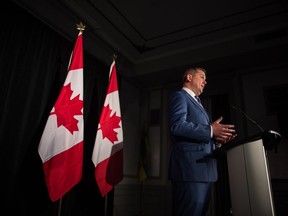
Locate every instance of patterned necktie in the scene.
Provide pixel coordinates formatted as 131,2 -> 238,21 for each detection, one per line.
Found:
195,96 -> 202,105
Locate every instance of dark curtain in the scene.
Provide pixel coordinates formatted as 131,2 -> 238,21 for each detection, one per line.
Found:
210,94 -> 233,216
0,1 -> 114,215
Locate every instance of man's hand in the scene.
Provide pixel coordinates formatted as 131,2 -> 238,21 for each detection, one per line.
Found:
212,116 -> 237,144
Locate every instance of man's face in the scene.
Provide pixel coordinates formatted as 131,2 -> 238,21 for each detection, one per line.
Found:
191,70 -> 207,95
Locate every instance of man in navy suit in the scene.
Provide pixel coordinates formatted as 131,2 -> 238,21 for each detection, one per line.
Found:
168,67 -> 237,216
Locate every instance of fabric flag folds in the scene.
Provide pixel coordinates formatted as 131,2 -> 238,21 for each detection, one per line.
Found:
92,60 -> 124,197
38,31 -> 84,202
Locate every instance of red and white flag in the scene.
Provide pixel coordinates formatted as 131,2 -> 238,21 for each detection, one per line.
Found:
38,31 -> 84,202
92,60 -> 124,196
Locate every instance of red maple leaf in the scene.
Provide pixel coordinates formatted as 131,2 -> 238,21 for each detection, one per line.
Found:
51,83 -> 83,134
99,105 -> 121,143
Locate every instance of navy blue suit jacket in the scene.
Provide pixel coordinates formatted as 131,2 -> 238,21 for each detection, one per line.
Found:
168,89 -> 217,182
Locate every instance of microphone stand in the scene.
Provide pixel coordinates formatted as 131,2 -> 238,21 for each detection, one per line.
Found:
230,105 -> 281,152
230,105 -> 264,132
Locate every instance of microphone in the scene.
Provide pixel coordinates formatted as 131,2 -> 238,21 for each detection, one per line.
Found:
230,105 -> 264,132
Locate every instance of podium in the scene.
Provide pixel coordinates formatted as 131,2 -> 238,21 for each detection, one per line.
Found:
218,130 -> 281,216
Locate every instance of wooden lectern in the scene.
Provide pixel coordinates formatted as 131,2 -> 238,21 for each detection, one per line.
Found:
217,130 -> 281,216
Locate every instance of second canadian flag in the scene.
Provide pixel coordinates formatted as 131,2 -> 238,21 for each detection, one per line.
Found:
92,59 -> 124,196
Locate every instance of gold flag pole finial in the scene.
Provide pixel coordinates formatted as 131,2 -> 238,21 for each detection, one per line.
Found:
112,53 -> 117,61
76,22 -> 86,32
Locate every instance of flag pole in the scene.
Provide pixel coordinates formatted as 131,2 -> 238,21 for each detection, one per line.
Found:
112,53 -> 117,64
76,22 -> 86,32
58,197 -> 62,216
139,181 -> 144,216
105,195 -> 108,216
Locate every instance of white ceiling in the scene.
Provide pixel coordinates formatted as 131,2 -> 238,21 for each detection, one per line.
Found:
14,0 -> 288,87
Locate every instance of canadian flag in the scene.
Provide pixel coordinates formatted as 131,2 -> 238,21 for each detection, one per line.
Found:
92,60 -> 124,196
38,31 -> 84,202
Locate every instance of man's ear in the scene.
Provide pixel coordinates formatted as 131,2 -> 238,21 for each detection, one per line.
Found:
187,74 -> 193,81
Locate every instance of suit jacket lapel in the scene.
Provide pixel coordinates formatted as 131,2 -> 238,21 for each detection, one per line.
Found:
185,91 -> 211,123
